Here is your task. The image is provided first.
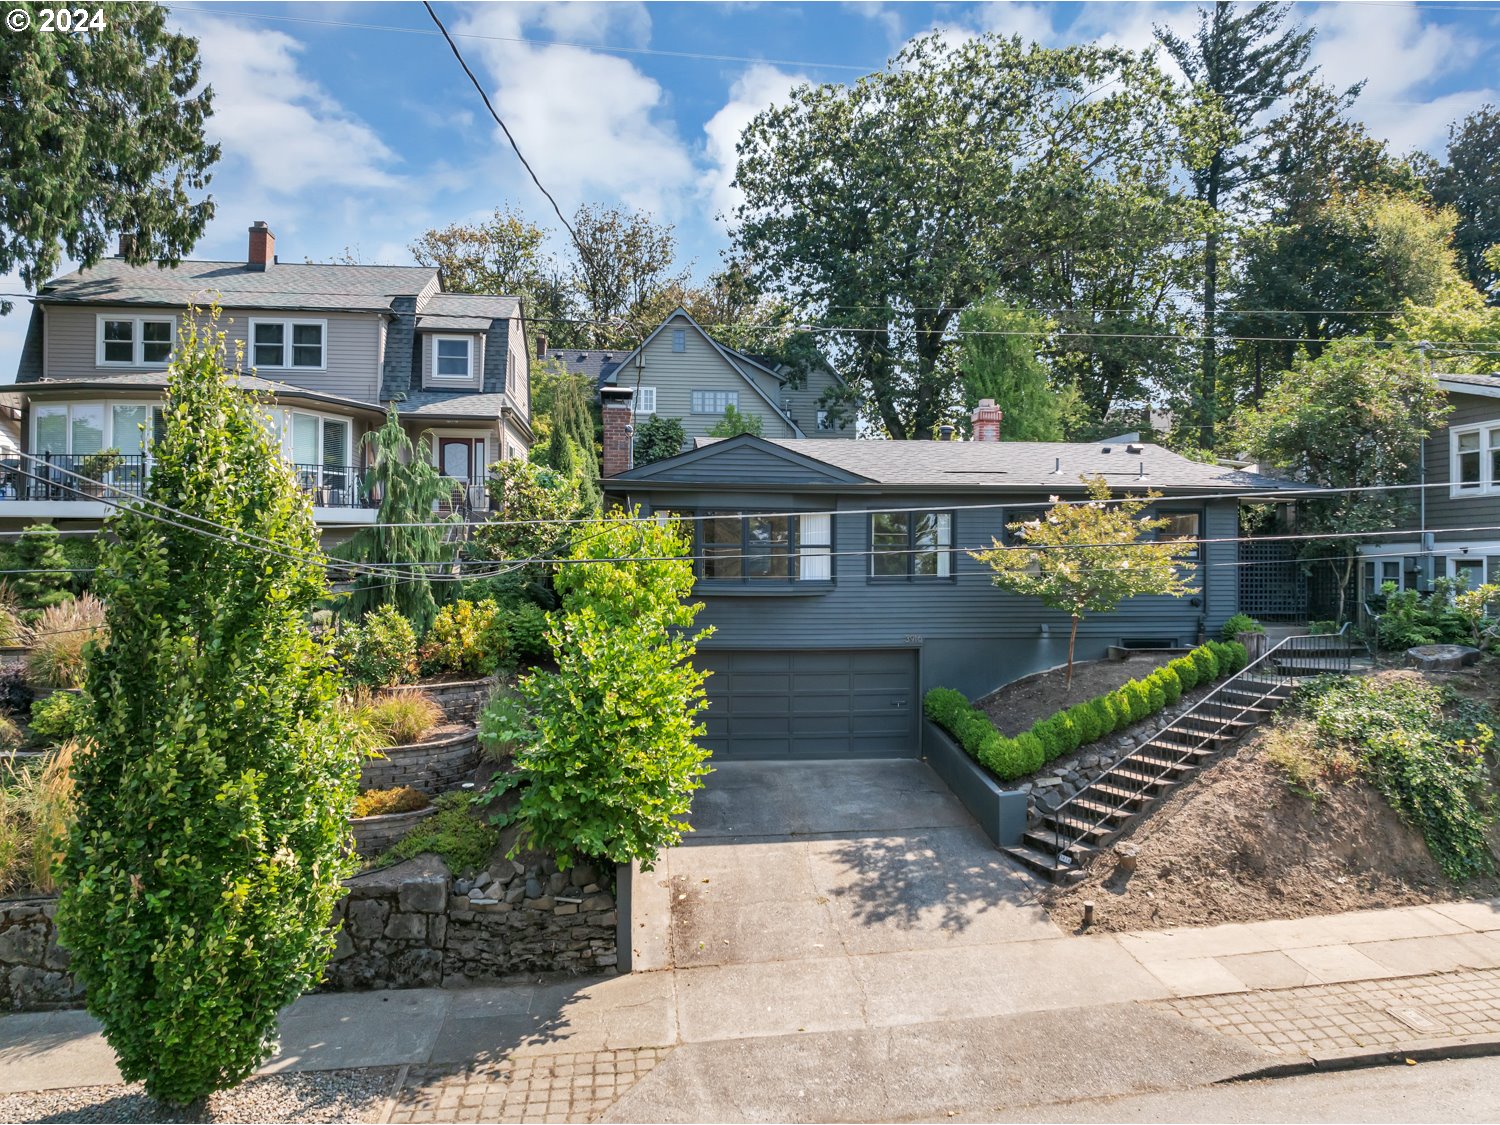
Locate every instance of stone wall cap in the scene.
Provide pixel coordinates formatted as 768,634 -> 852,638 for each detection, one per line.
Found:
346,853 -> 451,894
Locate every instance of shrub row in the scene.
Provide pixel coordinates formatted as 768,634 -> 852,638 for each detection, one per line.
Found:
924,641 -> 1249,783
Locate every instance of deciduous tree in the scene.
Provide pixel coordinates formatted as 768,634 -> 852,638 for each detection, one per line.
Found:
970,477 -> 1199,687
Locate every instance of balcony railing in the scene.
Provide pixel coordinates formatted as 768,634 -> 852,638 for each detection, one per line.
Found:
0,454 -> 373,510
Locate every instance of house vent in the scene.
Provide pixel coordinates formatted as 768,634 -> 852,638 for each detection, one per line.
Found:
1126,443 -> 1143,454
1101,445 -> 1112,454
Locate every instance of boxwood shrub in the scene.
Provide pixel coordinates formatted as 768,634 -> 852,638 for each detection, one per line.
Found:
924,641 -> 1248,785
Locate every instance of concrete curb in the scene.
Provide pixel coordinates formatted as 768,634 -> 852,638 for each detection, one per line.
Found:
1223,1034 -> 1500,1082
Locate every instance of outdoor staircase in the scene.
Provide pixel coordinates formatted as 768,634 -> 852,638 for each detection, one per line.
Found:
1003,630 -> 1355,884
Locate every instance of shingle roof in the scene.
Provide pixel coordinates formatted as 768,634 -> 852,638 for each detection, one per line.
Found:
1437,371 -> 1500,392
22,369 -> 384,413
389,389 -> 506,419
690,437 -> 1293,492
418,292 -> 521,320
546,348 -> 627,389
36,258 -> 440,313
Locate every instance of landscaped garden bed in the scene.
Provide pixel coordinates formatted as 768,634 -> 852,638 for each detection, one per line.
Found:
1043,666 -> 1500,932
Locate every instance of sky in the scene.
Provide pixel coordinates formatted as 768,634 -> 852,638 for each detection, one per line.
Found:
4,0 -> 1499,379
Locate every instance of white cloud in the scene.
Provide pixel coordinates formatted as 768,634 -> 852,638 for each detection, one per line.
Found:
452,3 -> 695,220
175,12 -> 400,197
701,64 -> 807,228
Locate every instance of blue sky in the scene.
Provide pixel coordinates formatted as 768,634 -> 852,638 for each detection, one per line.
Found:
5,0 -> 1499,377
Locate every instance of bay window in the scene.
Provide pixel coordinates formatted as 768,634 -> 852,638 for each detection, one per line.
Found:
870,511 -> 952,579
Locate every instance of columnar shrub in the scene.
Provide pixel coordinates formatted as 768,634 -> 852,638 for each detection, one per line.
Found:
481,512 -> 714,869
56,312 -> 359,1107
14,524 -> 75,611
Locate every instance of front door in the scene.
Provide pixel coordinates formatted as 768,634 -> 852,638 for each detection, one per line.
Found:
438,438 -> 482,509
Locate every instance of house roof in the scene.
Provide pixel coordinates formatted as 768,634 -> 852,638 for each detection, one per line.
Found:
389,389 -> 509,419
547,349 -> 627,392
634,435 -> 1297,493
21,369 -> 386,415
34,258 -> 441,313
1436,371 -> 1500,398
417,292 -> 521,320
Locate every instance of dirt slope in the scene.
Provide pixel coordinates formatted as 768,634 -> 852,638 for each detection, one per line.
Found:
1044,727 -> 1500,933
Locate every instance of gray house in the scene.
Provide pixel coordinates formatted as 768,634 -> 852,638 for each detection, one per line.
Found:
548,308 -> 855,455
1356,371 -> 1500,599
602,422 -> 1290,762
8,221 -> 533,538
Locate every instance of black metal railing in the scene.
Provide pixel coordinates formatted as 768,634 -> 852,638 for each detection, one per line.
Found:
0,454 -> 373,510
1046,625 -> 1353,862
0,453 -> 151,502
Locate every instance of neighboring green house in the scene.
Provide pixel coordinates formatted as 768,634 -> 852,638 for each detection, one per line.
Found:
547,308 -> 855,460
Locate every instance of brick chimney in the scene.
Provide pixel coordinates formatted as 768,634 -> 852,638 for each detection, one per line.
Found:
248,221 -> 275,271
600,385 -> 635,476
117,233 -> 138,259
970,398 -> 1003,442
535,333 -> 548,357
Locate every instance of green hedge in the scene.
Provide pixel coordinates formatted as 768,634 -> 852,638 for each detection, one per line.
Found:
923,641 -> 1248,783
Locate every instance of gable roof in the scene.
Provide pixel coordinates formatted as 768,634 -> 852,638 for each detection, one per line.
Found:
612,435 -> 1295,494
34,258 -> 442,314
1437,372 -> 1500,399
612,433 -> 874,485
548,348 -> 627,393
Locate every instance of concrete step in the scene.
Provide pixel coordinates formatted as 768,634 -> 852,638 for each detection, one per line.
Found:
1002,842 -> 1087,883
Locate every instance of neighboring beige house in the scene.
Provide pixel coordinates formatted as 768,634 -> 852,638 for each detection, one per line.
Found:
549,308 -> 855,457
7,221 -> 533,539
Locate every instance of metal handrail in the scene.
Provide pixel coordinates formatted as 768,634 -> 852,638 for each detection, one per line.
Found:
1048,625 -> 1352,861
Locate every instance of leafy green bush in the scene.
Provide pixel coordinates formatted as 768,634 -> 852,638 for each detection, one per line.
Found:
1308,619 -> 1342,636
344,604 -> 418,686
384,791 -> 499,874
1373,581 -> 1469,649
1145,679 -> 1166,712
29,692 -> 81,747
1295,675 -> 1495,881
1123,681 -> 1152,722
422,599 -> 505,678
1190,645 -> 1220,682
56,311 -> 359,1107
482,513 -> 713,870
1169,655 -> 1200,691
502,602 -> 552,664
1015,731 -> 1046,772
633,416 -> 687,466
1068,702 -> 1103,744
1151,665 -> 1182,705
1219,613 -> 1263,641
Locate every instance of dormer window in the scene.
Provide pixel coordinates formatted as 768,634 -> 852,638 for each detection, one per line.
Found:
435,336 -> 473,380
250,319 -> 325,369
97,315 -> 174,366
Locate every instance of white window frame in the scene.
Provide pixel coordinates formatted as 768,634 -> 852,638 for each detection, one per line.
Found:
635,386 -> 657,415
96,314 -> 175,367
1450,420 -> 1500,497
281,408 -> 351,467
30,399 -> 163,455
248,318 -> 328,371
431,335 -> 475,382
691,389 -> 739,415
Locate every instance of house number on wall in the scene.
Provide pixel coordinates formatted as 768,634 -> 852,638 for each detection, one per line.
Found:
905,635 -> 924,644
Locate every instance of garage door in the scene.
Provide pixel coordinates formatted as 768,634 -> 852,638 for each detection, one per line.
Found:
696,649 -> 918,761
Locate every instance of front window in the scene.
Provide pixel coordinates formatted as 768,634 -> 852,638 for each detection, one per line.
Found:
1363,558 -> 1402,600
1157,510 -> 1202,563
98,316 -> 174,366
678,511 -> 832,584
692,390 -> 738,415
434,336 -> 473,379
870,511 -> 952,579
1452,421 -> 1500,494
251,320 -> 325,369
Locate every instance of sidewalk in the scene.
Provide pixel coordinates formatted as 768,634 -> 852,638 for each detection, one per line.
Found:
1,898 -> 1497,1122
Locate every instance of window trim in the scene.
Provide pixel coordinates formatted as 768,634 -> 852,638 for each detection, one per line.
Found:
96,314 -> 175,367
248,317 -> 328,371
1156,507 -> 1204,564
31,398 -> 165,455
691,389 -> 739,415
635,386 -> 657,415
1450,419 -> 1500,497
667,510 -> 835,588
867,509 -> 955,582
671,328 -> 686,352
430,334 -> 476,382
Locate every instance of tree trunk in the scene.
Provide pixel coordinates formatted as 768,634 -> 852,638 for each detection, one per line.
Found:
1200,224 -> 1219,450
1066,615 -> 1080,689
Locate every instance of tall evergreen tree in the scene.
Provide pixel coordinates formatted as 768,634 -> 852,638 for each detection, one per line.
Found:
955,304 -> 1065,440
1156,1 -> 1320,447
545,375 -> 601,512
1426,105 -> 1500,297
57,311 -> 357,1105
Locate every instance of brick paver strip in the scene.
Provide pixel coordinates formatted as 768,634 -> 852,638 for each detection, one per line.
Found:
1150,967 -> 1500,1057
384,1047 -> 672,1124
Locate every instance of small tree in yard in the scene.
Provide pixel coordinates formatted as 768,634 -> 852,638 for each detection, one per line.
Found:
633,415 -> 686,465
480,511 -> 713,870
970,476 -> 1199,688
707,403 -> 763,437
56,311 -> 359,1107
1232,340 -> 1449,622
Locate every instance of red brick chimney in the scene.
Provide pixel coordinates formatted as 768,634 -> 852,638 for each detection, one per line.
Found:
535,333 -> 548,357
600,386 -> 635,476
970,398 -> 1003,442
248,221 -> 275,271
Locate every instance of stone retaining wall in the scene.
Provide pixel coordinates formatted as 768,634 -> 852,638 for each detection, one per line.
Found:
1,852 -> 619,1011
382,676 -> 497,725
0,897 -> 81,1011
359,728 -> 480,795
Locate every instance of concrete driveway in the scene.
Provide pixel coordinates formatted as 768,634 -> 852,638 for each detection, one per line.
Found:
662,760 -> 1060,973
